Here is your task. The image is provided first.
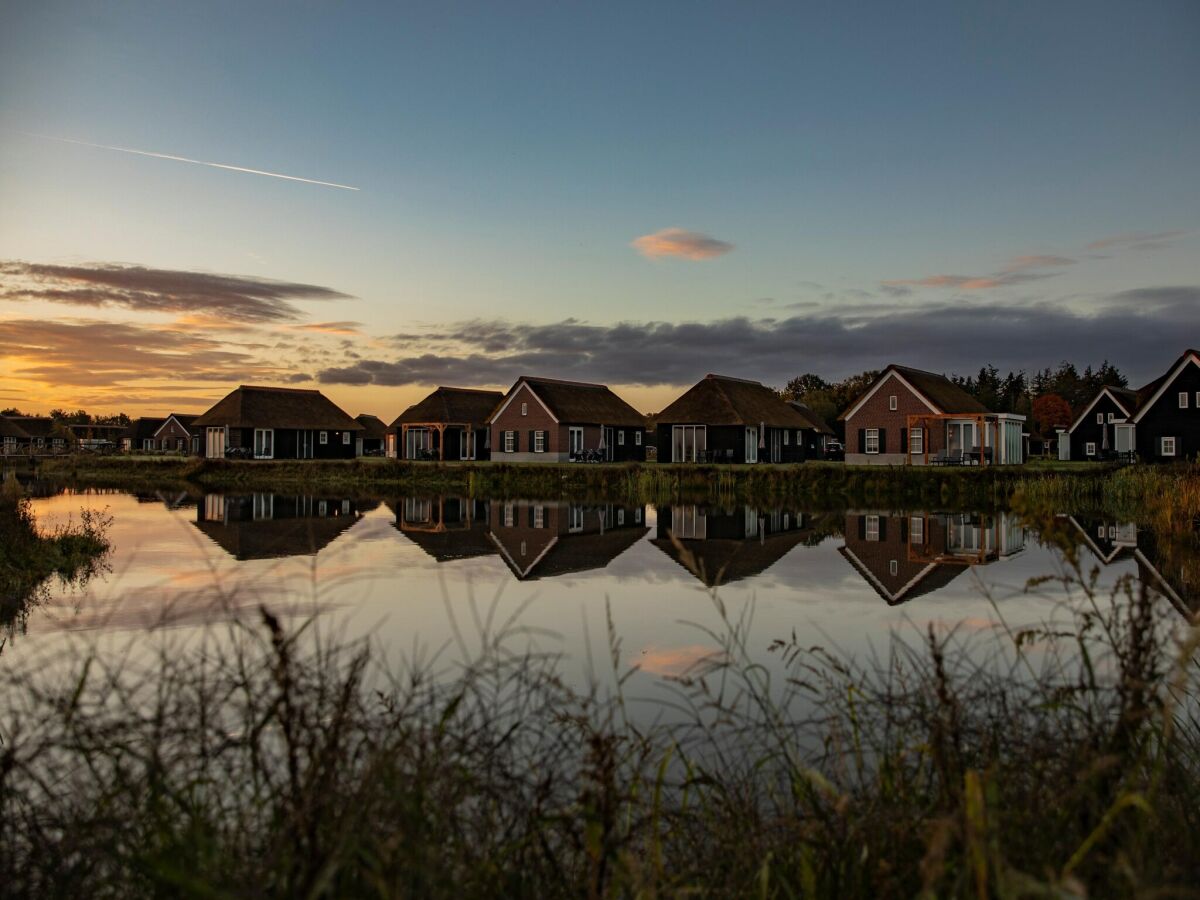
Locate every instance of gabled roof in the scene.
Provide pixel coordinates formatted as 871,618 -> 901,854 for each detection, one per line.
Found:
0,416 -> 31,440
5,416 -> 58,438
490,526 -> 648,580
652,530 -> 810,586
1067,386 -> 1137,433
840,365 -> 990,421
1132,349 -> 1200,423
355,414 -> 389,440
153,413 -> 200,438
656,375 -> 812,428
492,377 -> 645,427
838,547 -> 965,605
787,401 -> 836,435
125,417 -> 166,442
193,386 -> 363,431
392,387 -> 503,427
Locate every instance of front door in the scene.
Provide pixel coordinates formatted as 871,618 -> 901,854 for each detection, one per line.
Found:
769,429 -> 782,462
205,427 -> 225,459
299,430 -> 314,459
569,427 -> 584,458
1115,424 -> 1135,456
602,426 -> 614,461
745,427 -> 759,463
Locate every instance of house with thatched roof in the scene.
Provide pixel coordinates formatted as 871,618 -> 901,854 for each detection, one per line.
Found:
390,387 -> 503,460
354,414 -> 388,457
192,493 -> 375,560
488,377 -> 646,463
193,386 -> 363,459
487,500 -> 647,579
4,417 -> 70,454
655,374 -> 816,464
840,365 -> 1025,466
0,416 -> 31,455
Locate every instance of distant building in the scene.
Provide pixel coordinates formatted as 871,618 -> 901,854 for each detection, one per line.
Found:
193,385 -> 363,459
354,414 -> 388,457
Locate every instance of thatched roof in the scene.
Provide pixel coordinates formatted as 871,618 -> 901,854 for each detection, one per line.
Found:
503,377 -> 645,427
194,386 -> 362,431
841,365 -> 989,420
392,387 -> 503,427
0,416 -> 31,440
124,417 -> 166,443
4,417 -> 57,438
787,401 -> 836,435
655,375 -> 811,428
355,414 -> 389,440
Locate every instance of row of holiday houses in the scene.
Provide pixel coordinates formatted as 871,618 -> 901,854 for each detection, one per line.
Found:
4,348 -> 1197,465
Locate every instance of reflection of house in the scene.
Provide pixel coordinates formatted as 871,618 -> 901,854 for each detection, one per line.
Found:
390,387 -> 503,461
194,386 -> 363,460
193,494 -> 373,560
652,505 -> 815,586
839,511 -> 1025,604
488,377 -> 647,463
841,365 -> 1025,466
389,497 -> 497,561
654,374 -> 818,464
487,500 -> 648,579
1063,349 -> 1200,462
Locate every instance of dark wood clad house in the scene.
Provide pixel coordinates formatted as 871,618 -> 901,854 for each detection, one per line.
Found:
389,497 -> 496,561
390,387 -> 503,460
488,377 -> 646,463
652,505 -> 814,585
155,414 -> 200,454
192,494 -> 373,560
0,416 -> 32,455
6,417 -> 68,454
788,401 -> 836,459
1063,350 -> 1200,462
123,417 -> 166,452
655,375 -> 818,464
840,365 -> 1026,465
354,414 -> 388,457
193,386 -> 363,460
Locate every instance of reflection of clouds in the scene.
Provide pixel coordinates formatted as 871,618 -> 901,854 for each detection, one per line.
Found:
637,643 -> 724,677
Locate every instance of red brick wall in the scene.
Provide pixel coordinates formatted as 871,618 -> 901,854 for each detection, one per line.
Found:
843,514 -> 949,597
844,373 -> 945,456
491,384 -> 560,454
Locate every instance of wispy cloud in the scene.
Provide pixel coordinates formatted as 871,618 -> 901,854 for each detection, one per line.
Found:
1,261 -> 352,324
631,227 -> 734,260
28,134 -> 360,191
291,321 -> 363,335
1086,230 -> 1186,251
883,253 -> 1075,292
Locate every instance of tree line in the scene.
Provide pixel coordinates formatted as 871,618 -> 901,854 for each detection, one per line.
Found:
1,408 -> 131,426
780,360 -> 1128,437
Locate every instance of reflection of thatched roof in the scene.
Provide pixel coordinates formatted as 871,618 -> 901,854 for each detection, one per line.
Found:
491,527 -> 648,580
503,377 -> 645,427
193,508 -> 362,560
651,530 -> 809,586
392,387 -> 504,428
401,526 -> 498,562
194,386 -> 362,431
657,375 -> 811,428
837,546 -> 965,605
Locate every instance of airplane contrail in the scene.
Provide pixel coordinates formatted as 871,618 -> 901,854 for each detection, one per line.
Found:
25,133 -> 360,191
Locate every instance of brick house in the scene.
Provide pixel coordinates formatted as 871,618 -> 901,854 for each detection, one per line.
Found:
840,365 -> 1025,465
193,385 -> 363,460
487,500 -> 648,579
488,377 -> 646,463
155,414 -> 200,454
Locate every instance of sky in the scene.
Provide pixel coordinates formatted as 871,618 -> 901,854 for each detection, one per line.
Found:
1,0 -> 1198,417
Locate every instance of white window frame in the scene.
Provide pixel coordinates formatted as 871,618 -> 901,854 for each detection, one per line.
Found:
503,503 -> 515,527
1180,392 -> 1190,409
142,438 -> 153,451
1096,413 -> 1104,424
910,516 -> 924,543
533,504 -> 544,528
1195,391 -> 1200,408
783,430 -> 789,446
745,427 -> 758,463
568,505 -> 584,533
504,430 -> 515,453
635,431 -> 642,446
865,428 -> 880,454
521,402 -> 528,416
1085,442 -> 1096,456
671,425 -> 705,462
888,395 -> 898,411
889,560 -> 898,577
319,431 -> 328,445
1161,436 -> 1176,457
617,509 -> 625,526
253,428 -> 274,459
534,430 -> 545,453
569,426 -> 585,457
865,515 -> 880,541
910,427 -> 924,455
343,431 -> 351,445
617,430 -> 624,446
1107,413 -> 1115,423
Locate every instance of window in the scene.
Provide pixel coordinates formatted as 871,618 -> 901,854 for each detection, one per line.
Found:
504,430 -> 515,453
1161,436 -> 1176,457
865,515 -> 880,541
1180,392 -> 1190,409
569,426 -> 585,457
635,508 -> 642,523
253,428 -> 274,459
617,430 -> 624,445
1097,413 -> 1104,424
617,509 -> 625,526
521,402 -> 528,416
671,425 -> 706,462
910,516 -> 924,543
910,428 -> 924,454
319,431 -> 328,445
253,494 -> 273,520
343,431 -> 351,445
635,431 -> 642,446
142,438 -> 153,451
1106,413 -> 1114,423
533,505 -> 544,528
503,503 -> 515,527
568,505 -> 584,533
865,428 -> 880,454
783,430 -> 789,446
1085,442 -> 1096,456
889,560 -> 898,577
1196,392 -> 1200,408
888,395 -> 897,411
534,431 -> 545,453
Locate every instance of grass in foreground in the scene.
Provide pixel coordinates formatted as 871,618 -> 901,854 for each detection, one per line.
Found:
1,545 -> 1197,898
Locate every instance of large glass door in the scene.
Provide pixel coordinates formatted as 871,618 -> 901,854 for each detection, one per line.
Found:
671,425 -> 706,462
745,427 -> 758,463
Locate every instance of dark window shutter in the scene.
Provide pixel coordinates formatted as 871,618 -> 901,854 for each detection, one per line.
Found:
878,429 -> 887,453
858,428 -> 866,452
529,430 -> 535,452
900,517 -> 908,541
528,505 -> 535,526
513,430 -> 520,452
900,428 -> 908,452
878,517 -> 888,541
858,516 -> 866,539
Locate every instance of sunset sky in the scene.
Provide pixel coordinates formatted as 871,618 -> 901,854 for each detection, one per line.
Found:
2,0 -> 1198,418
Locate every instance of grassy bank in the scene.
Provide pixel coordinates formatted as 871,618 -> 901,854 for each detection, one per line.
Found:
1,564 -> 1196,897
27,454 -> 1118,508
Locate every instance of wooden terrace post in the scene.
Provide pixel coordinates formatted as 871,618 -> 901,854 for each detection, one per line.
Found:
437,424 -> 445,460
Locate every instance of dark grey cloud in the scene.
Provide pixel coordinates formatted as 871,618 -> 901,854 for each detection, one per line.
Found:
0,261 -> 351,323
317,286 -> 1200,390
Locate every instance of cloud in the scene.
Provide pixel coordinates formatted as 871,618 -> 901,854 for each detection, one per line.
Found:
883,253 -> 1076,292
1086,230 -> 1186,251
316,286 -> 1200,390
292,321 -> 363,335
631,228 -> 734,260
0,261 -> 352,323
1001,255 -> 1076,271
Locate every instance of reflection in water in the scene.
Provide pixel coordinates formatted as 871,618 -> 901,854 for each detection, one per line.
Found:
487,500 -> 648,580
839,511 -> 1025,605
193,493 -> 380,561
390,497 -> 495,561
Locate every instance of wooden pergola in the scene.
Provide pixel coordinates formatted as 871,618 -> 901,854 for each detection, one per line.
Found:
399,422 -> 478,461
905,511 -> 1000,566
905,413 -> 1000,467
398,497 -> 479,533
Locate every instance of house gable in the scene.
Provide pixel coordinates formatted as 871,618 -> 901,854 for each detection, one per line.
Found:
1068,387 -> 1135,434
1132,351 -> 1200,423
490,381 -> 558,425
842,370 -> 940,422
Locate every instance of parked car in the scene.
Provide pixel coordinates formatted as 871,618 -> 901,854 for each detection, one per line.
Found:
824,439 -> 845,461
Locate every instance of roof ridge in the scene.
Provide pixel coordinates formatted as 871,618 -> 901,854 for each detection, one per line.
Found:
706,373 -> 764,386
520,375 -> 609,390
237,384 -> 322,395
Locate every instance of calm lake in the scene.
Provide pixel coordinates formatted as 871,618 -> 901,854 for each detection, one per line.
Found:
7,485 -> 1194,709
